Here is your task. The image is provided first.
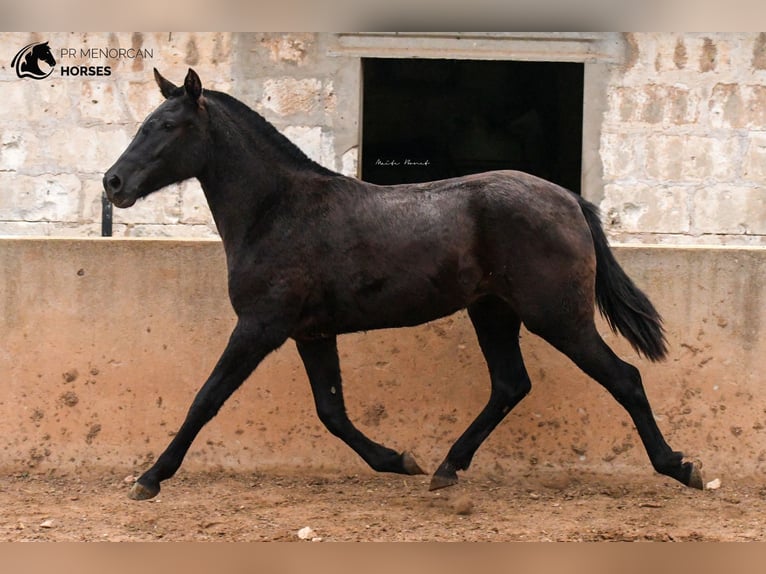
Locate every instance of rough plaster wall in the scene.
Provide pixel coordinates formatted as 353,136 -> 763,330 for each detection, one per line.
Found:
2,239 -> 765,477
600,32 -> 766,245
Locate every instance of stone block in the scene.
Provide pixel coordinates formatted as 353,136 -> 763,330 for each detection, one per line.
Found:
744,133 -> 766,184
665,86 -> 700,126
743,85 -> 766,129
0,79 -> 57,126
692,186 -> 766,235
646,135 -> 740,182
34,222 -> 102,237
601,132 -> 644,180
652,34 -> 684,72
710,84 -> 766,130
673,36 -> 688,70
50,126 -> 132,175
0,130 -> 30,172
606,87 -> 638,124
710,83 -> 744,129
80,178 -> 110,224
607,84 -> 698,127
681,136 -> 741,182
640,86 -> 665,124
699,37 -> 719,73
151,32 -> 231,73
601,184 -> 690,234
753,33 -> 766,70
262,78 -> 323,117
33,82 -> 78,122
123,81 -> 163,123
0,221 -> 51,236
259,33 -> 315,65
78,81 -> 127,125
645,85 -> 698,125
0,173 -> 82,223
645,135 -> 684,180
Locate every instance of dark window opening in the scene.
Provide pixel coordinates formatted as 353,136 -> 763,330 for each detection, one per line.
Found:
361,58 -> 584,194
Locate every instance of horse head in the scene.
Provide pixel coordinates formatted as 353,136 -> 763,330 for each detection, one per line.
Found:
103,68 -> 210,208
31,42 -> 56,68
14,41 -> 56,78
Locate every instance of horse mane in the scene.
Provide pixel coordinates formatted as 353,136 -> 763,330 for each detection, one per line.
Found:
204,89 -> 337,177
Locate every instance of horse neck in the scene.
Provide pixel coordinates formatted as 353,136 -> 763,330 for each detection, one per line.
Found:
197,102 -> 325,250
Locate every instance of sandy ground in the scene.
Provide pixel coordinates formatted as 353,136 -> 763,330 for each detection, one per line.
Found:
1,466 -> 764,542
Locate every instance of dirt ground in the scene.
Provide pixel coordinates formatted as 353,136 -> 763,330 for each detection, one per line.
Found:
1,466 -> 764,542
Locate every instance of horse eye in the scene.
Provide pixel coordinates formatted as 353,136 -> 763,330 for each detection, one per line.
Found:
162,121 -> 175,131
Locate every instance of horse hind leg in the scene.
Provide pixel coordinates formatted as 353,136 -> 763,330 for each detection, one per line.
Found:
296,336 -> 426,476
537,321 -> 703,490
430,296 -> 531,490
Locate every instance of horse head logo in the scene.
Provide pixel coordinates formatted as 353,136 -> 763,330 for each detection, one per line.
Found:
11,41 -> 56,79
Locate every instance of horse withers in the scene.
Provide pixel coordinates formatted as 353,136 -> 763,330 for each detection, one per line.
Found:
103,68 -> 703,500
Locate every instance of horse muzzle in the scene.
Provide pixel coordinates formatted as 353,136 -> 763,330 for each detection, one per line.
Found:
103,171 -> 138,208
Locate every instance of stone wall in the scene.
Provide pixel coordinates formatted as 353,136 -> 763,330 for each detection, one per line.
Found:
1,32 -> 233,237
1,32 -> 764,244
600,32 -> 766,245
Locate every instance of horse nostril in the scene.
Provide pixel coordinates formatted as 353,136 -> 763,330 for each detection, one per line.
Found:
105,174 -> 122,192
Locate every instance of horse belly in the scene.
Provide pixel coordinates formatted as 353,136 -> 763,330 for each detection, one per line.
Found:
343,280 -> 467,332
294,255 -> 484,338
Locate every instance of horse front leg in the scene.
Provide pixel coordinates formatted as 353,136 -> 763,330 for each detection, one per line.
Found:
128,318 -> 287,500
296,336 -> 425,476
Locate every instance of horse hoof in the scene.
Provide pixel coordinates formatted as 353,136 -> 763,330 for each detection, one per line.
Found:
429,472 -> 458,491
128,480 -> 160,501
687,463 -> 704,490
401,451 -> 426,475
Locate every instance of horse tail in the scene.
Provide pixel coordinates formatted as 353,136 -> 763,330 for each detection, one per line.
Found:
577,196 -> 668,362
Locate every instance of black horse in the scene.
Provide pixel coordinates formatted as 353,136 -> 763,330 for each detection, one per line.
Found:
104,69 -> 703,500
12,41 -> 56,79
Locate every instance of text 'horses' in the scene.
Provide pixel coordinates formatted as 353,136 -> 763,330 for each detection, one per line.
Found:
104,69 -> 703,500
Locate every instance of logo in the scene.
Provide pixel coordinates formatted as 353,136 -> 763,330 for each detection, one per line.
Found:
11,41 -> 56,79
11,38 -> 155,80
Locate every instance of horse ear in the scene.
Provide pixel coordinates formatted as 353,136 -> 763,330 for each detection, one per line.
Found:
184,68 -> 204,106
154,68 -> 178,99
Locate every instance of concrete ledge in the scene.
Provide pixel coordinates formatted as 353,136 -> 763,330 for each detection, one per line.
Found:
1,238 -> 765,483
